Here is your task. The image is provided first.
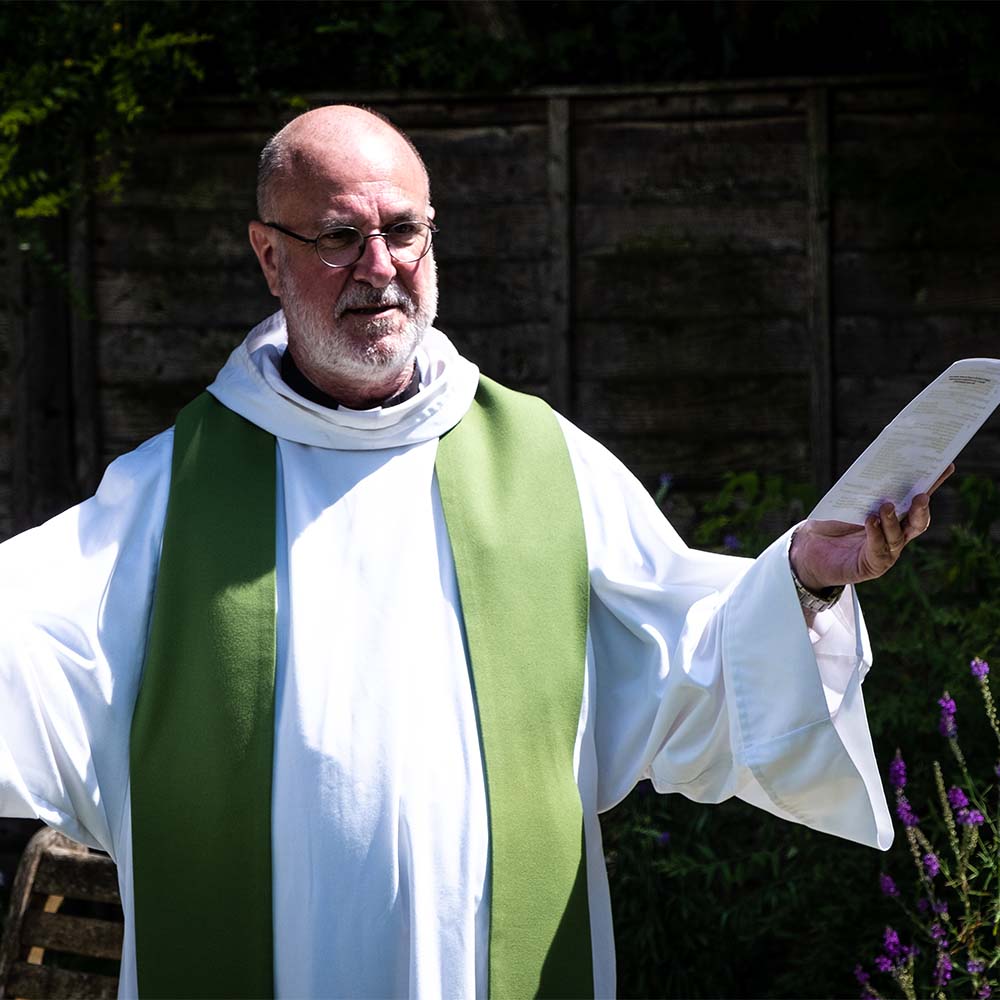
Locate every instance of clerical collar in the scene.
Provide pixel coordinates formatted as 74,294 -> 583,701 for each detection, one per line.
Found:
280,350 -> 422,410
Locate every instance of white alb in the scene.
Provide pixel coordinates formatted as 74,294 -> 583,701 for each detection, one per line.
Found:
0,312 -> 892,999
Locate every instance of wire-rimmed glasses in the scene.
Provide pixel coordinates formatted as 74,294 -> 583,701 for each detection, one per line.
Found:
264,220 -> 437,268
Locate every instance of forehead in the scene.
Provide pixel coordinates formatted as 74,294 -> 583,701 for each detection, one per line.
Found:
274,129 -> 429,226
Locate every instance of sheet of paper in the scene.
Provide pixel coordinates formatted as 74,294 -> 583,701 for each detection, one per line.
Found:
811,358 -> 1000,524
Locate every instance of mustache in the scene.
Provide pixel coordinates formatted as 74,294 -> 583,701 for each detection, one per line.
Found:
335,282 -> 415,318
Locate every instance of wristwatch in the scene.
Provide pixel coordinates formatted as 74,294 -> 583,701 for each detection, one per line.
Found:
790,563 -> 845,613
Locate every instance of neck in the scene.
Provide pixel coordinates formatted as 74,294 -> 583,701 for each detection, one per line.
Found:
287,349 -> 417,410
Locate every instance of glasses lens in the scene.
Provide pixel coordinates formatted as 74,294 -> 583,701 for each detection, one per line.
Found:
313,223 -> 434,266
385,222 -> 432,263
316,227 -> 364,267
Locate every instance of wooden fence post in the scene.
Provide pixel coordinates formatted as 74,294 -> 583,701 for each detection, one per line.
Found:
547,96 -> 573,417
12,222 -> 81,533
69,194 -> 101,499
806,85 -> 834,491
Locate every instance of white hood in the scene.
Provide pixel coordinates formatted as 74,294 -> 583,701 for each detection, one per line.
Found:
207,311 -> 480,450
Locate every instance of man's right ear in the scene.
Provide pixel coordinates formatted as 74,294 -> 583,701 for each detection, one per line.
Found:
248,221 -> 283,298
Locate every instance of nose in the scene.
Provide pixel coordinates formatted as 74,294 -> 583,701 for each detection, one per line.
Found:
350,234 -> 397,288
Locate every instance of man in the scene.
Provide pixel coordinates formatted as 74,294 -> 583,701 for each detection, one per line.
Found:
0,105 -> 944,999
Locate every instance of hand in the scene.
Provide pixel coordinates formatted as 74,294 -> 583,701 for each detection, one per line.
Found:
789,465 -> 955,592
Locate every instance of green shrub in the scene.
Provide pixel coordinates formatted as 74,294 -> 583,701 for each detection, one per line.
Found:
605,473 -> 1000,998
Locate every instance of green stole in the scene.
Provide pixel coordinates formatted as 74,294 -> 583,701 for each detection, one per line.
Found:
129,379 -> 593,999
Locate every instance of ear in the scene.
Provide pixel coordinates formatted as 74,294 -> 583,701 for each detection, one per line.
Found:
248,221 -> 283,298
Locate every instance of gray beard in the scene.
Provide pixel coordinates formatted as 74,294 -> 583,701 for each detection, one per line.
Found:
279,258 -> 438,386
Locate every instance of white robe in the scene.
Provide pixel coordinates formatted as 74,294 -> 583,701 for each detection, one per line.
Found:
0,313 -> 892,999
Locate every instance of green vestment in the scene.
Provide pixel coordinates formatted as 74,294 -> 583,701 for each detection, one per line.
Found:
130,378 -> 594,998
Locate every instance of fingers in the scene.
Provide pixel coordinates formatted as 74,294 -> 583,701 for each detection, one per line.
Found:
878,502 -> 906,555
904,494 -> 932,540
927,463 -> 956,496
858,468 -> 952,580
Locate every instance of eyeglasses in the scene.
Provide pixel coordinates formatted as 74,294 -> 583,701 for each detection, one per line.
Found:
263,220 -> 438,268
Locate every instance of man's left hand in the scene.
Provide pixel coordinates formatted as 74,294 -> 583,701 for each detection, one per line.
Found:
789,465 -> 955,592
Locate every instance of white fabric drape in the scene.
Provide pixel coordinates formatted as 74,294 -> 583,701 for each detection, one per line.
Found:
0,313 -> 891,999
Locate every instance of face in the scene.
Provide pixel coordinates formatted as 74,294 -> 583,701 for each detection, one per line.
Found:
251,126 -> 438,391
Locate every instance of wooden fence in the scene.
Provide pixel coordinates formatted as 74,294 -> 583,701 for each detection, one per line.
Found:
3,76 -> 1000,544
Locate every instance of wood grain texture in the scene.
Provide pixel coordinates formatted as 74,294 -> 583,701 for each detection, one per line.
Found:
833,198 -> 1000,251
582,431 -> 810,483
171,96 -> 549,132
5,961 -> 118,999
100,382 -> 204,458
575,201 -> 807,257
33,850 -> 120,905
575,253 -> 807,320
415,125 -> 549,203
574,118 -> 808,202
576,374 -> 808,437
575,317 -> 808,377
833,251 -> 1000,314
20,911 -> 123,961
572,89 -> 807,123
98,326 -> 246,384
94,268 -> 274,327
832,86 -> 934,114
836,375 -> 1000,440
833,315 -> 1000,374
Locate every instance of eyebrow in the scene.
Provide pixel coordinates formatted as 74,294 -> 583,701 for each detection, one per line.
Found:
315,210 -> 429,230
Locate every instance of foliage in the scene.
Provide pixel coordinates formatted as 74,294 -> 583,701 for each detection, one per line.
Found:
688,470 -> 814,557
857,666 -> 999,1000
3,1 -> 998,233
605,472 -> 1000,998
862,476 -> 1000,766
0,1 -> 207,223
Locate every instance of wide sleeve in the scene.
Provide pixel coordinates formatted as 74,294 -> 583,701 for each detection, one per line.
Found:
0,430 -> 173,857
557,417 -> 893,851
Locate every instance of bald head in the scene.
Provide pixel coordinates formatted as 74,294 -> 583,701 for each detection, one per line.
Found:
256,105 -> 430,222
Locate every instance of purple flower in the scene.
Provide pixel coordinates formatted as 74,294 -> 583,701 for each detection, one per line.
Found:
883,927 -> 902,961
656,830 -> 671,847
853,964 -> 870,985
957,807 -> 985,826
917,897 -> 930,914
895,794 -> 920,827
995,762 -> 1000,779
930,923 -> 948,945
947,786 -> 969,809
979,986 -> 992,999
971,657 -> 990,678
934,951 -> 953,987
932,899 -> 948,916
922,853 -> 940,878
723,533 -> 742,552
889,751 -> 907,790
658,472 -> 674,491
968,959 -> 986,974
938,695 -> 958,737
874,955 -> 893,973
879,873 -> 899,897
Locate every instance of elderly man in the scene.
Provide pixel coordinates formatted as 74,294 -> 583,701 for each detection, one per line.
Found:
0,105 -> 942,999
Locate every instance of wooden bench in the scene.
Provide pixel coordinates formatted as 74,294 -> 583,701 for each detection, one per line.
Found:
0,827 -> 123,999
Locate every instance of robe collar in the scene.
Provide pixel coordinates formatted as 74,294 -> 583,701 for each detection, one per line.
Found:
206,311 -> 481,451
279,349 -> 422,411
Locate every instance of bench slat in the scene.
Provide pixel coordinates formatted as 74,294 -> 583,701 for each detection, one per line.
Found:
33,850 -> 121,904
7,960 -> 119,999
20,911 -> 124,961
